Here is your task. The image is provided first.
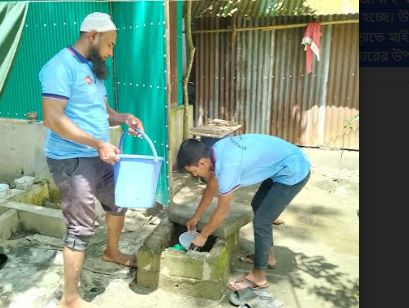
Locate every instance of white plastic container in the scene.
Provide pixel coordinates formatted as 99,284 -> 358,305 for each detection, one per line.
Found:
179,230 -> 199,251
0,183 -> 10,198
14,176 -> 35,190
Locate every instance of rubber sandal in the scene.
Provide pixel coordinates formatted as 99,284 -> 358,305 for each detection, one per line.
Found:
228,275 -> 269,291
229,288 -> 258,306
247,297 -> 284,308
102,254 -> 137,269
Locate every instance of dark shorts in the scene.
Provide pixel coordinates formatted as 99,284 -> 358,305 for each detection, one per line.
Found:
47,157 -> 127,250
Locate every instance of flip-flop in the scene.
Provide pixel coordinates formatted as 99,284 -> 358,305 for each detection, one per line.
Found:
247,297 -> 284,308
228,275 -> 269,291
102,254 -> 137,269
229,288 -> 258,306
239,255 -> 276,269
240,297 -> 284,308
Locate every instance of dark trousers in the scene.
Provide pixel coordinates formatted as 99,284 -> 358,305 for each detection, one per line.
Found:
251,172 -> 310,269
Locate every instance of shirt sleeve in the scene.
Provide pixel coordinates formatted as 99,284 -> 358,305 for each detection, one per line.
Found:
39,61 -> 71,101
217,165 -> 241,195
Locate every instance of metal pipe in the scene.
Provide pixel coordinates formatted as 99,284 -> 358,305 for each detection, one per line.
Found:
191,19 -> 359,34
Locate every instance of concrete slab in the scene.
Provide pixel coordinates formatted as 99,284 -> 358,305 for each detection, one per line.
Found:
170,171 -> 193,197
168,187 -> 253,239
0,201 -> 65,239
0,237 -> 63,307
14,176 -> 35,190
10,182 -> 50,206
0,148 -> 359,308
0,209 -> 19,239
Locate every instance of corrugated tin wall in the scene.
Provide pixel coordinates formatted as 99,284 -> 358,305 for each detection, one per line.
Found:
111,1 -> 170,205
177,0 -> 184,105
191,0 -> 359,18
324,23 -> 359,149
0,2 -> 114,119
193,16 -> 359,149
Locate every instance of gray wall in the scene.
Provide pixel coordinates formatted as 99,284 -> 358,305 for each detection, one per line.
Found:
0,119 -> 122,185
0,108 -> 192,186
0,119 -> 49,183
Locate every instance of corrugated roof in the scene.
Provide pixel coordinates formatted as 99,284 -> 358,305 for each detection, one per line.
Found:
191,0 -> 359,18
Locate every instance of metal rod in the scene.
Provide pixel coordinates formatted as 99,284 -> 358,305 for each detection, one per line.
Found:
164,0 -> 173,202
192,19 -> 359,34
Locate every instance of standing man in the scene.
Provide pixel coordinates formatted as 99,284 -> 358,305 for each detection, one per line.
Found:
39,12 -> 143,307
176,134 -> 310,291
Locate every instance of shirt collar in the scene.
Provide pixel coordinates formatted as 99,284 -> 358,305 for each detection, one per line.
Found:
67,46 -> 88,63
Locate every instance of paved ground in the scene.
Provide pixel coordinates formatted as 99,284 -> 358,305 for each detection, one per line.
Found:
0,147 -> 359,308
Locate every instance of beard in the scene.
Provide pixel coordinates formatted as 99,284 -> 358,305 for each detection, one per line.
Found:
88,45 -> 109,80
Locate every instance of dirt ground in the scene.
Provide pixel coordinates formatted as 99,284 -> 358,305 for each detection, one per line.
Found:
0,147 -> 358,308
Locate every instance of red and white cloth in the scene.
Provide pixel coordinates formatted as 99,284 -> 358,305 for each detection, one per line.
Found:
301,22 -> 321,74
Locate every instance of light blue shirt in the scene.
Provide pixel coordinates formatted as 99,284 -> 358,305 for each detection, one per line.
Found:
212,134 -> 311,195
39,47 -> 109,159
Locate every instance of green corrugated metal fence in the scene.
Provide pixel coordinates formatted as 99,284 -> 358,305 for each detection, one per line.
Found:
0,2 -> 114,119
177,0 -> 183,106
0,1 -> 171,205
112,1 -> 170,205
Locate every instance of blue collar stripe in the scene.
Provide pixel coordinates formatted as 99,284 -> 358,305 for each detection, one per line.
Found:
42,93 -> 69,101
67,46 -> 88,63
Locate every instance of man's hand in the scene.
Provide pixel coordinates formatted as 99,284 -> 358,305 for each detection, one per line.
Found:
190,233 -> 208,249
186,216 -> 199,231
96,141 -> 120,164
126,114 -> 144,136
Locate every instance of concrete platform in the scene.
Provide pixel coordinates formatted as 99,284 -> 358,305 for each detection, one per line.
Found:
0,148 -> 359,308
0,201 -> 64,240
136,219 -> 240,300
168,187 -> 253,239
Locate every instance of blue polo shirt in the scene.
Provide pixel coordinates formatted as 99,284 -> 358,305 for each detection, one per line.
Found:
39,46 -> 109,159
212,134 -> 311,195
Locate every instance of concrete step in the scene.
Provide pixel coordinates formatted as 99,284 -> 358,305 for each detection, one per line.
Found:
0,209 -> 19,239
168,181 -> 253,239
0,201 -> 65,239
170,171 -> 196,197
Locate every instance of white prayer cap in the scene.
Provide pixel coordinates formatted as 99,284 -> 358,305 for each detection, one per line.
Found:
80,12 -> 117,32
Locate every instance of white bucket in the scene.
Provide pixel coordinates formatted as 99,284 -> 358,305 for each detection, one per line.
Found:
114,129 -> 164,209
0,183 -> 10,198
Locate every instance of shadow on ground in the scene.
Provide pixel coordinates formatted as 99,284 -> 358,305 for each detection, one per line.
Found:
0,235 -> 61,307
233,243 -> 358,308
290,253 -> 359,308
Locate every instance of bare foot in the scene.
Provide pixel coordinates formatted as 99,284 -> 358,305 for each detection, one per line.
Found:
246,272 -> 268,287
239,254 -> 277,268
102,250 -> 136,268
272,218 -> 285,225
60,296 -> 99,308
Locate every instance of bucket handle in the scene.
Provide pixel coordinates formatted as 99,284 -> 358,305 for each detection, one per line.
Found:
118,128 -> 159,162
